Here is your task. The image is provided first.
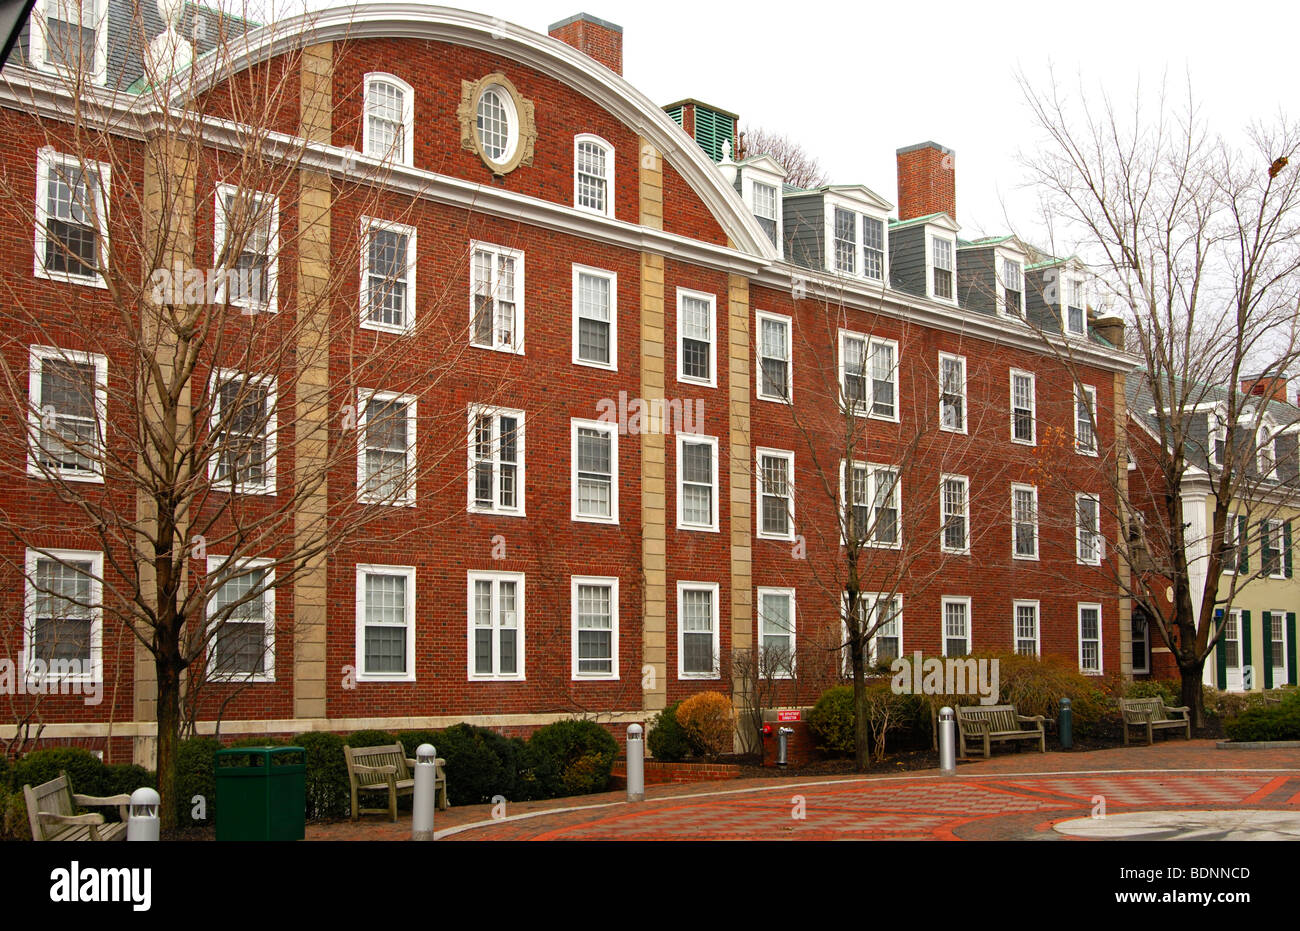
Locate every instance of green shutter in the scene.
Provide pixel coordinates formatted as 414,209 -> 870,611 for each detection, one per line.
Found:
1261,612 -> 1273,689
1215,608 -> 1227,690
1287,613 -> 1298,685
1238,515 -> 1249,573
666,105 -> 684,128
1242,610 -> 1253,689
1285,521 -> 1293,578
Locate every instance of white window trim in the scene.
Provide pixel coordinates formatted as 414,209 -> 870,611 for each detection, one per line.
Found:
362,73 -> 415,166
1013,599 -> 1041,657
1011,483 -> 1039,561
939,473 -> 970,555
1064,276 -> 1088,337
929,233 -> 958,305
860,592 -> 903,668
742,173 -> 783,259
208,369 -> 278,496
28,0 -> 108,86
755,308 -> 793,403
1010,368 -> 1036,446
467,570 -> 526,681
1076,492 -> 1103,566
859,212 -> 889,283
467,404 -> 526,517
826,202 -> 858,277
34,148 -> 110,288
840,459 -> 902,550
941,595 -> 972,658
676,581 -> 720,680
676,432 -> 719,532
354,563 -> 416,683
356,388 -> 417,507
1075,384 -> 1099,455
571,264 -> 618,371
1078,602 -> 1104,675
570,575 -> 619,681
359,216 -> 417,335
755,446 -> 795,541
996,252 -> 1025,319
469,239 -> 525,355
213,182 -> 279,313
475,83 -> 521,172
757,586 -> 796,679
1264,518 -> 1286,579
26,344 -> 107,483
1131,611 -> 1151,675
573,133 -> 615,219
205,556 -> 275,684
838,329 -> 899,422
23,547 -> 103,684
938,352 -> 967,435
676,287 -> 717,388
571,417 -> 619,524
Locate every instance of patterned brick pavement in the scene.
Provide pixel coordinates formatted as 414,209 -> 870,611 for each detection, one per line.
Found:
306,740 -> 1300,842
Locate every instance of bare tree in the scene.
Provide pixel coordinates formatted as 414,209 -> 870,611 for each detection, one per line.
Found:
1017,73 -> 1300,725
737,125 -> 830,189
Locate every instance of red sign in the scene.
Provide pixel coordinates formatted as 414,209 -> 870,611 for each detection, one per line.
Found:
776,710 -> 802,722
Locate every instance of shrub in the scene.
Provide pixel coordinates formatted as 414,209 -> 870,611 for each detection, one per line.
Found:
395,730 -> 442,759
431,724 -> 518,805
343,729 -> 398,748
294,732 -> 350,820
863,680 -> 924,760
226,735 -> 289,748
647,701 -> 690,762
0,753 -> 10,790
12,747 -> 107,798
1124,678 -> 1182,707
101,764 -> 155,820
528,720 -> 618,796
675,692 -> 735,760
808,685 -> 856,755
1224,690 -> 1300,742
175,736 -> 221,825
511,737 -> 562,801
0,787 -> 29,840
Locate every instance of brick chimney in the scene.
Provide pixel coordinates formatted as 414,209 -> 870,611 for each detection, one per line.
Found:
897,141 -> 956,221
1241,370 -> 1290,404
548,13 -> 623,76
1093,315 -> 1125,349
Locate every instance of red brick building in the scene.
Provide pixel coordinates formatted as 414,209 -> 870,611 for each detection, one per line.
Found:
0,4 -> 1134,764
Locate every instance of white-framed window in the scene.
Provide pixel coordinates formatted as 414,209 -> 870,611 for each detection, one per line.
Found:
28,0 -> 107,85
572,265 -> 617,369
939,353 -> 966,433
677,581 -> 719,679
839,331 -> 897,420
571,576 -> 618,680
571,418 -> 618,524
1077,493 -> 1102,565
1012,483 -> 1038,560
360,217 -> 416,333
34,148 -> 109,287
757,587 -> 796,677
1222,511 -> 1240,573
843,460 -> 900,548
1267,611 -> 1287,685
362,73 -> 414,166
1011,369 -> 1036,445
213,183 -> 279,313
1258,428 -> 1278,480
1066,278 -> 1087,336
209,370 -> 277,496
26,345 -> 107,482
832,206 -> 857,275
940,473 -> 969,554
1000,257 -> 1023,317
1223,608 -> 1242,672
1131,611 -> 1151,675
1078,603 -> 1103,674
357,389 -> 416,506
942,596 -> 971,657
756,309 -> 792,402
752,181 -> 779,249
574,134 -> 614,217
23,548 -> 102,684
862,215 -> 885,281
1014,600 -> 1040,656
756,447 -> 794,541
863,593 -> 903,667
470,241 -> 524,353
677,288 -> 716,387
205,557 -> 274,683
1261,519 -> 1286,578
469,571 -> 524,680
355,564 -> 415,682
1075,384 -> 1098,454
931,236 -> 956,301
676,433 -> 719,532
474,83 -> 520,170
468,405 -> 524,517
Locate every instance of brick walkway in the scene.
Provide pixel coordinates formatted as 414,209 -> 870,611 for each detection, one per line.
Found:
306,741 -> 1300,842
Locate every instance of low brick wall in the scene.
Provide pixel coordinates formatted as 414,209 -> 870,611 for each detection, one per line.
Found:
610,759 -> 742,787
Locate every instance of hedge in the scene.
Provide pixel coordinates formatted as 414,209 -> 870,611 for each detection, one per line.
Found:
1224,691 -> 1300,741
527,720 -> 617,795
647,701 -> 690,761
295,732 -> 350,820
430,723 -> 519,805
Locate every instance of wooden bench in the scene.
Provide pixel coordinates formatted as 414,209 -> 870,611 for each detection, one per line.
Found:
957,704 -> 1046,759
344,743 -> 447,821
1120,697 -> 1191,745
23,771 -> 132,841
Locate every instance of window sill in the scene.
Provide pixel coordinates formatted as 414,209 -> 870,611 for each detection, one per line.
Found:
468,674 -> 526,682
676,522 -> 720,533
1011,437 -> 1036,447
361,319 -> 412,336
677,375 -> 717,390
28,465 -> 105,484
469,505 -> 527,518
573,512 -> 619,525
34,266 -> 108,290
757,530 -> 795,542
470,341 -> 526,356
355,674 -> 416,684
573,357 -> 617,372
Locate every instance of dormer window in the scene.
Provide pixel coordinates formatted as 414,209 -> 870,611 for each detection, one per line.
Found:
863,217 -> 885,281
1066,278 -> 1087,336
30,0 -> 107,86
1259,427 -> 1278,479
1001,257 -> 1023,317
574,134 -> 614,217
752,182 -> 778,248
833,207 -> 856,275
364,74 -> 414,166
932,237 -> 955,301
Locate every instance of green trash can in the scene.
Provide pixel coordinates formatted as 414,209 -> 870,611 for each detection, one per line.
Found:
214,746 -> 306,841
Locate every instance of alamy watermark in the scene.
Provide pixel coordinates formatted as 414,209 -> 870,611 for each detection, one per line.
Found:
595,391 -> 702,435
148,262 -> 267,311
889,652 -> 999,705
0,655 -> 102,705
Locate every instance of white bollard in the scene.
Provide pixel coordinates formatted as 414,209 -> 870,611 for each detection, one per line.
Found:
127,787 -> 160,841
939,707 -> 956,774
412,743 -> 437,841
626,724 -> 645,802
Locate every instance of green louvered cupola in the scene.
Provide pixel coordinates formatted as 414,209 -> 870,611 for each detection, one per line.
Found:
663,99 -> 738,163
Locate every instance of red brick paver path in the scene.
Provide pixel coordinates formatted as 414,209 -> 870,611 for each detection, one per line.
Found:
306,741 -> 1300,842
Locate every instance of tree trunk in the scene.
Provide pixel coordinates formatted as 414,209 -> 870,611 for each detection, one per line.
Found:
155,658 -> 182,834
1177,661 -> 1206,730
852,663 -> 869,772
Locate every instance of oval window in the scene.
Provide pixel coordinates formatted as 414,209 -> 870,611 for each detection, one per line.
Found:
476,85 -> 517,166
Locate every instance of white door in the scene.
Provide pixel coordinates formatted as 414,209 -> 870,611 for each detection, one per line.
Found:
1270,612 -> 1288,687
1224,610 -> 1243,692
